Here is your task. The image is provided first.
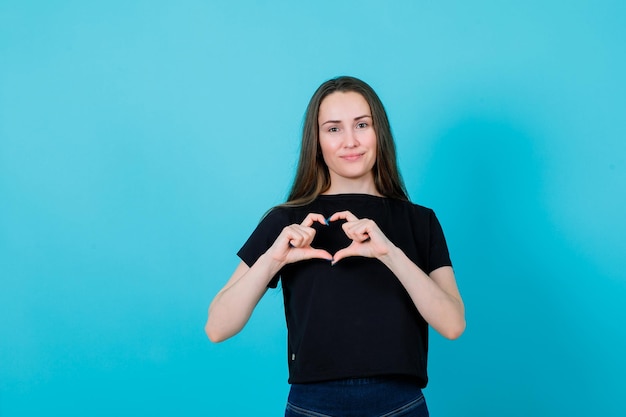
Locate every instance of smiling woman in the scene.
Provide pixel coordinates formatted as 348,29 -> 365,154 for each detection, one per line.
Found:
318,91 -> 378,194
205,76 -> 465,416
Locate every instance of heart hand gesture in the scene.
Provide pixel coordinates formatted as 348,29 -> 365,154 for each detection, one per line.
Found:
328,211 -> 394,264
267,213 -> 333,266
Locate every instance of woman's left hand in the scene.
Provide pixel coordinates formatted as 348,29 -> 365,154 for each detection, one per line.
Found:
328,211 -> 394,264
329,211 -> 465,339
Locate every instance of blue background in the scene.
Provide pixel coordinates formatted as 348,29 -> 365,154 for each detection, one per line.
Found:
1,1 -> 625,416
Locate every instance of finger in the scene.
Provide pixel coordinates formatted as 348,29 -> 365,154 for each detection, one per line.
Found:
299,248 -> 333,262
289,232 -> 315,248
300,213 -> 328,227
297,224 -> 319,246
328,211 -> 359,223
341,221 -> 371,243
283,226 -> 310,248
332,244 -> 362,265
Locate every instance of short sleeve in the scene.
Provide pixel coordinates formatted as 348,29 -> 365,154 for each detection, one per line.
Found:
427,210 -> 452,273
237,207 -> 291,288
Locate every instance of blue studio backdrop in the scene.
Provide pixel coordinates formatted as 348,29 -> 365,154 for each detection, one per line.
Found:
1,1 -> 625,416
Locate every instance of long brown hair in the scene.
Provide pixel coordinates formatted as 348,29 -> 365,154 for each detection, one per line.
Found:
283,76 -> 408,206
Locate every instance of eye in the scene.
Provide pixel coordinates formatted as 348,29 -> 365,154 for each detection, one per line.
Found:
356,122 -> 368,129
328,126 -> 339,132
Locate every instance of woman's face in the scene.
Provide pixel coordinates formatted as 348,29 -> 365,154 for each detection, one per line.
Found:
317,91 -> 377,189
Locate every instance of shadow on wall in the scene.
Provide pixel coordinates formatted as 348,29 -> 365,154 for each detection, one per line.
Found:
420,116 -> 624,416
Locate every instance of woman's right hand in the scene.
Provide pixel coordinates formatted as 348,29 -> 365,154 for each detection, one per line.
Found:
267,213 -> 332,266
206,213 -> 331,343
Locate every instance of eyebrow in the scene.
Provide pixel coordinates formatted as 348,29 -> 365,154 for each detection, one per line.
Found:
320,114 -> 372,126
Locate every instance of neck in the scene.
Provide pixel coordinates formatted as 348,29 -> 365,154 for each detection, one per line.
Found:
323,175 -> 381,196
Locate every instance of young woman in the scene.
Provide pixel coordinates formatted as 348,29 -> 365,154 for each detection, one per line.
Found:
206,76 -> 465,416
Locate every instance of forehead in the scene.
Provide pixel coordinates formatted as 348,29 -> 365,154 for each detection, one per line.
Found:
318,91 -> 371,121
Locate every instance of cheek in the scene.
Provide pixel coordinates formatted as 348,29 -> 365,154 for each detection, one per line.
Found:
364,131 -> 377,150
319,137 -> 339,157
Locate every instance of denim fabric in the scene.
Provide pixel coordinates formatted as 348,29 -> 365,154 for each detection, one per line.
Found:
284,377 -> 429,417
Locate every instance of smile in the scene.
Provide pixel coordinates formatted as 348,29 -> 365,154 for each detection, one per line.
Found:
340,153 -> 365,161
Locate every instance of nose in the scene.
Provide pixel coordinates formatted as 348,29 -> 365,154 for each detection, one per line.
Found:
343,129 -> 359,148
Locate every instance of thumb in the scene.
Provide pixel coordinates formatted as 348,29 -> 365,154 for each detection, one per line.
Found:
301,248 -> 333,261
332,245 -> 359,265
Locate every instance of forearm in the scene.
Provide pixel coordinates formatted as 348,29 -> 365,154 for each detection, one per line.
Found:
206,254 -> 283,342
207,215 -> 333,343
379,246 -> 465,339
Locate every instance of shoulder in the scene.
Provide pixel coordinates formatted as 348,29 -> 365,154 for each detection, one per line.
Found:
259,203 -> 311,227
259,205 -> 292,227
387,198 -> 435,218
239,205 -> 298,251
263,205 -> 290,220
386,199 -> 447,233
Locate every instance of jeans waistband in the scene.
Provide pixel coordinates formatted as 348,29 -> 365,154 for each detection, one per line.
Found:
287,376 -> 427,416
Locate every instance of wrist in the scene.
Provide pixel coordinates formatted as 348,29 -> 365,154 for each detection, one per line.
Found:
378,243 -> 401,267
258,252 -> 285,278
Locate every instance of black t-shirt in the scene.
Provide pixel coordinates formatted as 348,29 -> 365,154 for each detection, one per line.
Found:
238,194 -> 452,386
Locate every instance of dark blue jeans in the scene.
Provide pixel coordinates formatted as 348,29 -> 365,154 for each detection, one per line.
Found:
285,377 -> 429,417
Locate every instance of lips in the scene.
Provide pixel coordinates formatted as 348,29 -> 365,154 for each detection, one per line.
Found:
340,153 -> 365,161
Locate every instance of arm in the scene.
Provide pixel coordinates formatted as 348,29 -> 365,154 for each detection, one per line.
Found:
379,256 -> 465,340
205,258 -> 275,343
330,211 -> 465,340
205,213 -> 332,343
